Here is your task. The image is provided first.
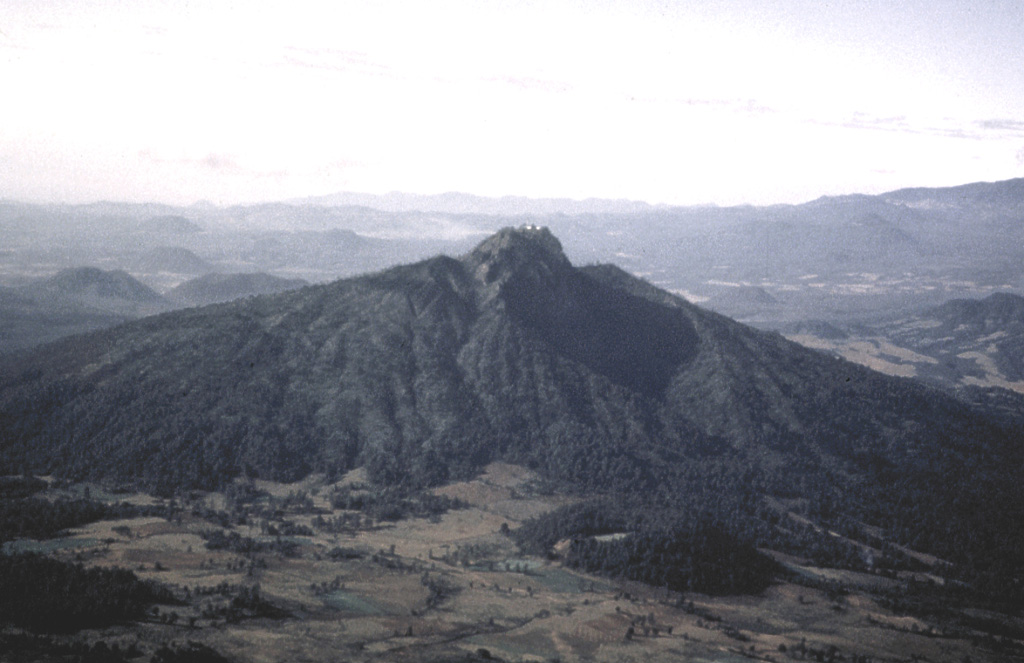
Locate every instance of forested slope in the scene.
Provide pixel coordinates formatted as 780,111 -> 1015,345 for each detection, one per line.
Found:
2,227 -> 1022,592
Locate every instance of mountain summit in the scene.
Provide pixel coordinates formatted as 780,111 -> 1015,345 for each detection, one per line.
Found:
465,225 -> 570,286
463,226 -> 697,397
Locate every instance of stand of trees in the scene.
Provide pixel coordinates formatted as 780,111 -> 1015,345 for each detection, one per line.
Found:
513,496 -> 779,595
0,496 -> 154,542
564,525 -> 778,595
0,553 -> 177,632
328,485 -> 467,522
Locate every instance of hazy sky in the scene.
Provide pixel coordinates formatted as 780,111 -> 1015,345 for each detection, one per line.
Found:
2,0 -> 1023,206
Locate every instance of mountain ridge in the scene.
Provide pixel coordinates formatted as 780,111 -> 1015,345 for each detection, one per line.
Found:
288,177 -> 1024,217
1,227 -> 1017,484
3,225 -> 1024,599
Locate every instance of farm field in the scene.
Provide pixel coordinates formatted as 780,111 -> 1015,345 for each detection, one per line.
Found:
2,464 -> 1021,663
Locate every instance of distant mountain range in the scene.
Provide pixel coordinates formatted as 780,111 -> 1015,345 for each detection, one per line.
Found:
289,190 -> 659,216
6,177 -> 1024,326
286,178 -> 1024,218
2,227 -> 1021,591
882,177 -> 1024,215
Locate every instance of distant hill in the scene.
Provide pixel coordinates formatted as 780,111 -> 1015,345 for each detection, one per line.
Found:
883,177 -> 1024,216
703,285 -> 780,319
140,214 -> 202,234
2,227 -> 1022,596
0,268 -> 170,354
888,292 -> 1024,387
129,246 -> 214,275
168,272 -> 309,307
35,267 -> 168,308
787,292 -> 1024,393
929,291 -> 1024,329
